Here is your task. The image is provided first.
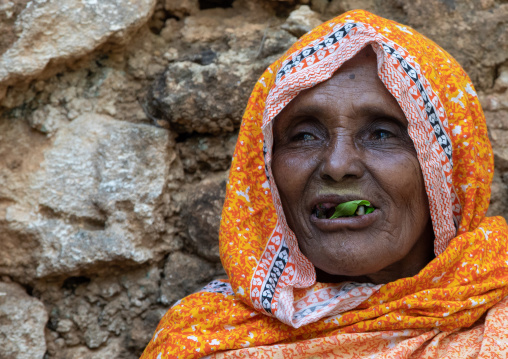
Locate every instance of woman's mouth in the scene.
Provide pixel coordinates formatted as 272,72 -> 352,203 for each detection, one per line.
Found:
313,203 -> 337,219
310,199 -> 380,232
312,200 -> 375,219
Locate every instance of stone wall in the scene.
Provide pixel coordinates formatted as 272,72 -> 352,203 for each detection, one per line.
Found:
0,0 -> 507,357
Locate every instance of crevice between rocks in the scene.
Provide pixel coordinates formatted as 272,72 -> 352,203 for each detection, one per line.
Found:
39,204 -> 107,232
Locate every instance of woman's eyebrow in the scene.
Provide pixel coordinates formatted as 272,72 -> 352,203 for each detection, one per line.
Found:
289,103 -> 406,122
353,104 -> 407,124
288,103 -> 325,117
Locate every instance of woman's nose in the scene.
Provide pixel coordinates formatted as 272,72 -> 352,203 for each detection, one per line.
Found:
319,135 -> 365,182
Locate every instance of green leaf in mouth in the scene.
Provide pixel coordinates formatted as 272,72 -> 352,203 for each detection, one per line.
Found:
329,200 -> 373,219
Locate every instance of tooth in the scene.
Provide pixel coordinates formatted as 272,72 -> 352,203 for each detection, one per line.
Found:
356,206 -> 365,216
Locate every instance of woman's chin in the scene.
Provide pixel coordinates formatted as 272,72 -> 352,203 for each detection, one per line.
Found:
304,209 -> 389,274
299,219 -> 407,283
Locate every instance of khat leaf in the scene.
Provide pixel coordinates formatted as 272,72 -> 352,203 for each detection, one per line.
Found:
330,200 -> 372,219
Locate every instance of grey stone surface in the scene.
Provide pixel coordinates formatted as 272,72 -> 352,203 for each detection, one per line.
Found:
0,281 -> 48,359
159,252 -> 225,306
164,0 -> 199,18
177,133 -> 237,179
145,3 -> 296,134
282,5 -> 323,37
180,173 -> 228,261
0,0 -> 157,97
1,113 -> 179,279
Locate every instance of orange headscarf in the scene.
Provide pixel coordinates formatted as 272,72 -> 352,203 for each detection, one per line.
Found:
141,10 -> 508,359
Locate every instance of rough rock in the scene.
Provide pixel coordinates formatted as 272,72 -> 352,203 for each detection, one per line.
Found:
483,64 -> 508,218
485,109 -> 508,218
282,5 -> 323,37
41,266 -> 163,357
0,0 -> 156,98
0,281 -> 48,359
486,110 -> 508,170
488,169 -> 508,218
159,252 -> 225,306
1,113 -> 180,279
54,338 -> 124,359
177,133 -> 237,178
0,1 -> 31,56
0,117 -> 49,281
146,3 -> 296,134
180,173 -> 228,261
164,0 -> 199,18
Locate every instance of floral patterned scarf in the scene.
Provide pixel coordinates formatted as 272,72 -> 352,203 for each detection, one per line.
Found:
141,9 -> 508,359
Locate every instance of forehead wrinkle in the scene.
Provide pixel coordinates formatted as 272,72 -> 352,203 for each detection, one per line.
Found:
350,102 -> 408,126
283,88 -> 405,125
277,49 -> 405,127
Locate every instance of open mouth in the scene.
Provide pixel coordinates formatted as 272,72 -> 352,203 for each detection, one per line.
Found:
312,200 -> 375,219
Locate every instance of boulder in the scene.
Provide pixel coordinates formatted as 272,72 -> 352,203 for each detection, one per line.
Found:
180,173 -> 228,261
282,5 -> 323,37
146,3 -> 296,134
1,114 -> 180,279
0,0 -> 156,98
0,281 -> 48,359
159,252 -> 225,306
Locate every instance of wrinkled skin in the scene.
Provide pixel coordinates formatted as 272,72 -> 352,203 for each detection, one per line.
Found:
271,46 -> 435,284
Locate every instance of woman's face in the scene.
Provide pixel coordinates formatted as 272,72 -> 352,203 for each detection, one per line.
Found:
272,47 -> 435,284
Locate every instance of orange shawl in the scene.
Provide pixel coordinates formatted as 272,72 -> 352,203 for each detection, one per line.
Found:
141,10 -> 508,359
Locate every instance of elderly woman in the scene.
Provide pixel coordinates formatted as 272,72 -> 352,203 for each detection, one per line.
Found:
141,10 -> 508,358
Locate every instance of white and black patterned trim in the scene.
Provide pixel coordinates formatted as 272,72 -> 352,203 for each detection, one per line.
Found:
275,23 -> 359,84
382,43 -> 453,166
293,282 -> 377,320
261,243 -> 289,314
200,280 -> 235,296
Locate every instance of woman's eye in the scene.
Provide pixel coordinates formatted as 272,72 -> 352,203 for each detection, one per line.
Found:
373,129 -> 393,140
293,133 -> 316,141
